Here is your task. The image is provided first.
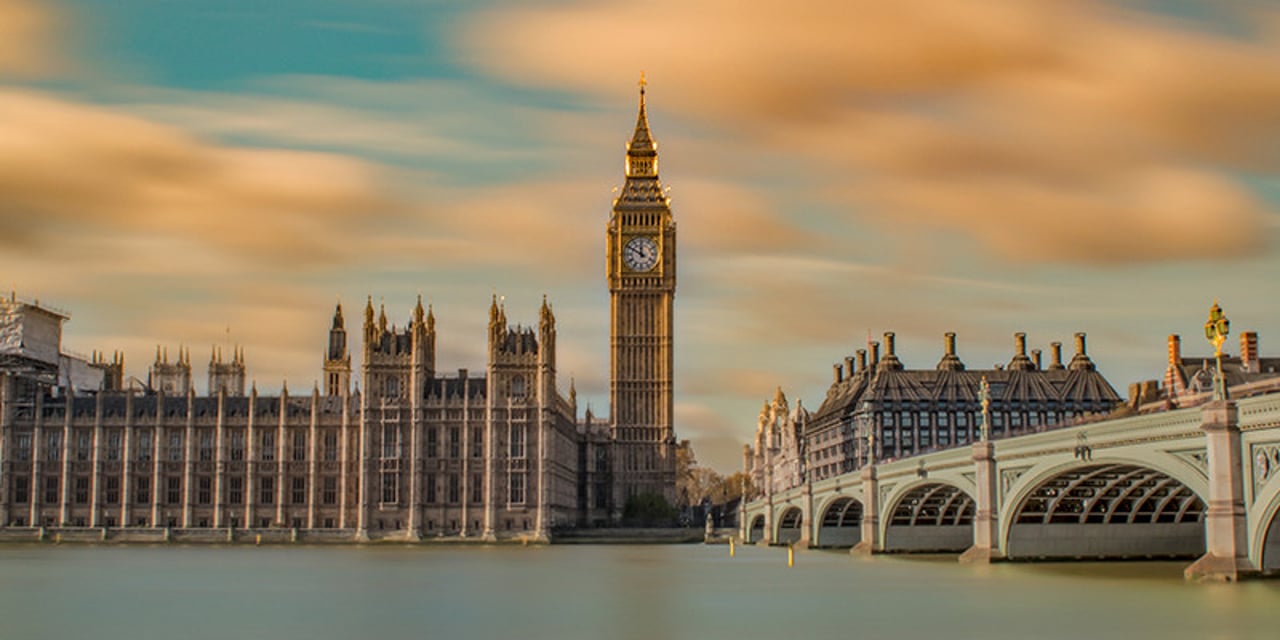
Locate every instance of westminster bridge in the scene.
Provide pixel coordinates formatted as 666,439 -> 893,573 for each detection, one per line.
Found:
740,391 -> 1280,580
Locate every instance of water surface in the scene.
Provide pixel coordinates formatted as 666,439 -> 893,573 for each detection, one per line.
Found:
0,544 -> 1277,640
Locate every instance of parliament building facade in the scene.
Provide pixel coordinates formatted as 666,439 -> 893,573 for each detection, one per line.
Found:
0,85 -> 677,541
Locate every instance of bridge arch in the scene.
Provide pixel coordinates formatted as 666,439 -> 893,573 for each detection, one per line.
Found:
1003,461 -> 1206,559
775,506 -> 804,545
814,496 -> 863,548
746,514 -> 766,544
883,481 -> 975,552
1247,465 -> 1280,571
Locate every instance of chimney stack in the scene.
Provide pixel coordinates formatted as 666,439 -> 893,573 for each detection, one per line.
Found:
945,332 -> 957,356
856,349 -> 867,372
871,341 -> 881,367
1167,334 -> 1181,366
1015,332 -> 1028,356
1032,349 -> 1042,370
844,356 -> 855,379
1049,341 -> 1064,370
1241,331 -> 1259,372
833,364 -> 844,384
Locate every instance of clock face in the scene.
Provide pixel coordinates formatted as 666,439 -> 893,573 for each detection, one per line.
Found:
623,237 -> 659,272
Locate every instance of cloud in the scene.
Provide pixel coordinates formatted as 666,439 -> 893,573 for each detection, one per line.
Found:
0,89 -> 401,265
463,0 -> 1280,264
0,0 -> 64,77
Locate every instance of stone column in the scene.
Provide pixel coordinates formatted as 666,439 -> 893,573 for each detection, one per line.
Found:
798,481 -> 814,549
120,400 -> 132,529
275,395 -> 286,527
1185,401 -> 1258,581
245,390 -> 256,529
149,393 -> 161,527
482,385 -> 496,542
960,440 -> 1002,563
59,398 -> 74,526
213,391 -> 225,529
355,398 -> 370,541
0,373 -> 10,527
338,392 -> 350,530
89,388 -> 102,528
30,391 -> 43,528
181,392 -> 194,529
851,464 -> 880,556
407,398 -> 421,540
307,390 -> 319,531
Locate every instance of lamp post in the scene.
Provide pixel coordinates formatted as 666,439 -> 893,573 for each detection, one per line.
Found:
1205,301 -> 1231,401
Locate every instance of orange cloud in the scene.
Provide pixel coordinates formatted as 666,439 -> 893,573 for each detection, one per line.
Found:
0,89 -> 398,264
464,0 -> 1280,264
0,0 -> 64,78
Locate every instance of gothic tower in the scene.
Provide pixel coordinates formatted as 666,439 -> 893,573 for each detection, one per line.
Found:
606,76 -> 677,508
324,303 -> 351,396
208,344 -> 246,396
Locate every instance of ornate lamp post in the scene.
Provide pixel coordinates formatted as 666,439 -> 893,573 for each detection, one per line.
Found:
1204,301 -> 1231,401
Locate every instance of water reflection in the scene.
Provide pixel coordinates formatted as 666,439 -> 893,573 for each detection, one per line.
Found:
0,544 -> 1277,640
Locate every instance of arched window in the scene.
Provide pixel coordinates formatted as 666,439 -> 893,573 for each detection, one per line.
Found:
511,375 -> 526,397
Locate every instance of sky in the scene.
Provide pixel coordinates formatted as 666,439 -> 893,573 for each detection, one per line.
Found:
2,0 -> 1278,473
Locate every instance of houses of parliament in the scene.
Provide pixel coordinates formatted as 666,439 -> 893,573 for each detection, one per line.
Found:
0,83 -> 678,541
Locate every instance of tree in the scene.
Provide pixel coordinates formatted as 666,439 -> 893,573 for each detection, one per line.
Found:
622,492 -> 678,527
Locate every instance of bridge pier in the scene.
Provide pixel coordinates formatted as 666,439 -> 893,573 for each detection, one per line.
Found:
797,483 -> 813,549
960,440 -> 1002,564
851,465 -> 879,557
1186,400 -> 1258,581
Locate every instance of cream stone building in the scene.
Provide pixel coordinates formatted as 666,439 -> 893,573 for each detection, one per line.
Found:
0,83 -> 678,540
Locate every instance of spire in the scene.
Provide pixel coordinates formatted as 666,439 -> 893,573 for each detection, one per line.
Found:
378,301 -> 387,333
414,294 -> 425,327
625,72 -> 658,179
427,303 -> 435,332
332,302 -> 345,330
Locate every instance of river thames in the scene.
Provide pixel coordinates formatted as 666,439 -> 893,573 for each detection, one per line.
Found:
0,543 -> 1277,640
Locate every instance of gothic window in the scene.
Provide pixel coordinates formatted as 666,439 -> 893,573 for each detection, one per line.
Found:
261,432 -> 275,461
471,428 -> 483,458
199,430 -> 213,461
292,431 -> 307,461
13,476 -> 29,504
292,477 -> 306,504
168,432 -> 183,462
471,474 -> 483,504
135,477 -> 150,504
138,431 -> 152,462
919,429 -> 932,448
77,431 -> 91,461
509,424 -> 526,459
382,425 -> 399,459
104,477 -> 120,505
197,477 -> 211,505
509,473 -> 525,504
74,476 -> 89,504
46,432 -> 61,462
448,427 -> 460,459
447,474 -> 460,504
426,428 -> 438,458
15,434 -> 30,461
322,477 -> 337,505
230,432 -> 245,461
426,474 -> 437,504
167,477 -> 182,505
511,375 -> 526,398
228,477 -> 243,505
107,431 -> 122,461
259,477 -> 274,505
323,431 -> 338,461
381,473 -> 398,505
44,476 -> 59,504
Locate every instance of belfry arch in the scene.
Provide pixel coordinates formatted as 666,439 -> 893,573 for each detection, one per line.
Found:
884,483 -> 975,552
1006,463 -> 1206,559
815,497 -> 862,548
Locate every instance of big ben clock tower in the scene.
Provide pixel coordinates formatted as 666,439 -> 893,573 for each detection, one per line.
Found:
607,75 -> 677,510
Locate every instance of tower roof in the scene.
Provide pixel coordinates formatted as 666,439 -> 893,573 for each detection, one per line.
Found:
628,73 -> 656,155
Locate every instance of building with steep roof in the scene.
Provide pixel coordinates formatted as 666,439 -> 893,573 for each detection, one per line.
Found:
748,331 -> 1124,492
